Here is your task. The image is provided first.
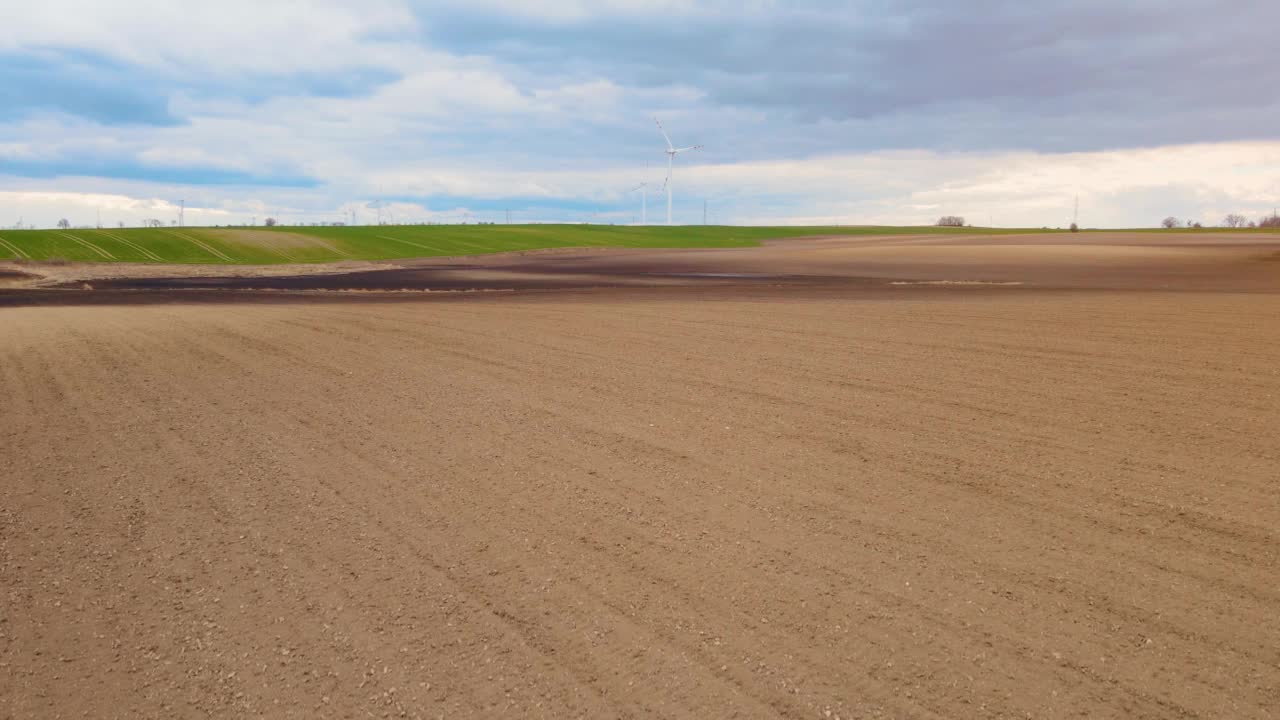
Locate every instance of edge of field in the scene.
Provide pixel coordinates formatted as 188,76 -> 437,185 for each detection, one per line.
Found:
0,224 -> 1072,266
2,224 -> 1276,268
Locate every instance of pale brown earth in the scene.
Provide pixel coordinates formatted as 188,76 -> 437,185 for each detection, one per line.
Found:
518,232 -> 1280,292
0,269 -> 38,289
6,232 -> 1278,298
0,258 -> 401,290
3,233 -> 1280,718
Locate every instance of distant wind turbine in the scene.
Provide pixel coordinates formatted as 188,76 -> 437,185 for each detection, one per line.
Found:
630,182 -> 652,225
655,118 -> 702,225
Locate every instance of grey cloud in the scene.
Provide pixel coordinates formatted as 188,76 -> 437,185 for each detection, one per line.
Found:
415,0 -> 1280,154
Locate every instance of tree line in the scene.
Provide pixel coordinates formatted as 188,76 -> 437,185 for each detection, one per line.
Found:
1163,213 -> 1280,229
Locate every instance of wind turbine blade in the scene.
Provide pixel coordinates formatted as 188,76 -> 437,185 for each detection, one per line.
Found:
673,145 -> 703,153
654,117 -> 674,150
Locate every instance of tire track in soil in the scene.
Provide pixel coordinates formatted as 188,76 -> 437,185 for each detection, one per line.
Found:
0,234 -> 30,259
57,231 -> 116,259
100,230 -> 165,262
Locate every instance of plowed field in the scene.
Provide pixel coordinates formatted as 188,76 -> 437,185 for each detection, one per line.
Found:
3,235 -> 1279,718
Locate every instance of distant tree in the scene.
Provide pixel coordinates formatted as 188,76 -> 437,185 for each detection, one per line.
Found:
936,215 -> 966,227
264,217 -> 278,227
1260,214 -> 1280,228
1161,216 -> 1180,229
57,218 -> 70,229
1222,213 -> 1248,228
1248,220 -> 1258,228
1069,222 -> 1079,233
1190,221 -> 1203,229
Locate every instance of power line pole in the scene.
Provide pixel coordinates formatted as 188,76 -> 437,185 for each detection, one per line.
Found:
703,199 -> 707,225
179,199 -> 185,228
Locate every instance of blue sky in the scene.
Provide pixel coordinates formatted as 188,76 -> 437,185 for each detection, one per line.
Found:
1,0 -> 1278,228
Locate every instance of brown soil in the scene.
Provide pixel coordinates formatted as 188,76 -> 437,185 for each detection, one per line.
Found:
0,258 -> 401,293
0,268 -> 38,288
5,232 -> 1277,301
3,233 -> 1279,718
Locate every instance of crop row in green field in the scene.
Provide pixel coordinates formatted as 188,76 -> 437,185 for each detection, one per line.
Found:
0,227 -> 265,264
0,223 -> 1048,265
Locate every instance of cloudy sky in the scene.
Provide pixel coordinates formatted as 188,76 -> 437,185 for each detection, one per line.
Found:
2,0 -> 1278,228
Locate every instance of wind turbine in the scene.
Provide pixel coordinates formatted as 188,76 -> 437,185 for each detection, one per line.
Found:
630,182 -> 652,225
655,118 -> 702,225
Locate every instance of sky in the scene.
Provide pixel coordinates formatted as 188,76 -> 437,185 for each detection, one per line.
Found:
1,0 -> 1278,228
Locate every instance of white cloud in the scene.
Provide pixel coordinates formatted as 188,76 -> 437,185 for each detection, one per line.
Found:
1,1 -> 1277,230
0,0 -> 416,74
4,141 -> 1279,228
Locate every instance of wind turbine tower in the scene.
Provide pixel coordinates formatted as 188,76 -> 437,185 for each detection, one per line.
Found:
630,182 -> 651,225
655,118 -> 702,225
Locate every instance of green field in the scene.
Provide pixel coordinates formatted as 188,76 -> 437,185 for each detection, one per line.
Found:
0,223 -> 1057,265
